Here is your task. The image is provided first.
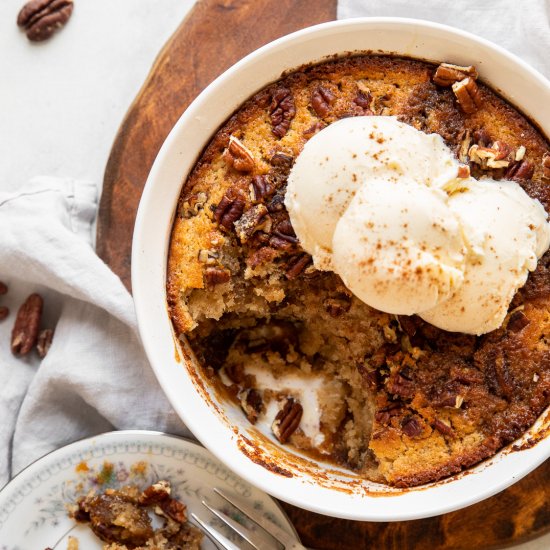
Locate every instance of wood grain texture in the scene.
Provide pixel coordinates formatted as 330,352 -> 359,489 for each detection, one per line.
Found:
97,0 -> 337,291
97,0 -> 550,547
281,459 -> 550,550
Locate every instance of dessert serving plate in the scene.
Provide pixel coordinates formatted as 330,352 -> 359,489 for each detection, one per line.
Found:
0,430 -> 298,549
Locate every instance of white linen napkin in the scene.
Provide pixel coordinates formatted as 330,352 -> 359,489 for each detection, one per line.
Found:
0,178 -> 188,485
338,0 -> 550,78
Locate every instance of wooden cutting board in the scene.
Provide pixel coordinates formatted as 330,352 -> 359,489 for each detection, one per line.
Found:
96,1 -> 550,548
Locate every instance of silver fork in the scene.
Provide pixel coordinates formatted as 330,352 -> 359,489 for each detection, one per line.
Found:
191,487 -> 307,550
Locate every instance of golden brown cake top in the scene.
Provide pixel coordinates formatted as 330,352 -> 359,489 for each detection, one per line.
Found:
167,55 -> 550,487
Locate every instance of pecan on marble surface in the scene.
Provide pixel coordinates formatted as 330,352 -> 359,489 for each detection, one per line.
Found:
269,86 -> 296,138
433,63 -> 478,86
11,293 -> 43,356
272,397 -> 303,443
17,0 -> 74,42
452,77 -> 482,114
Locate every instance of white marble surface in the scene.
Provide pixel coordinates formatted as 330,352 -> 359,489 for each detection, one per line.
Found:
0,0 -> 194,194
0,1 -> 547,548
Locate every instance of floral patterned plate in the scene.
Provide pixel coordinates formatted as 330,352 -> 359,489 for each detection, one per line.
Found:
0,430 -> 299,549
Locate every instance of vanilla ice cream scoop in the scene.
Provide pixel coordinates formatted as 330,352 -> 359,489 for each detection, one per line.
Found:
286,116 -> 460,269
332,177 -> 465,314
420,179 -> 550,334
285,116 -> 550,334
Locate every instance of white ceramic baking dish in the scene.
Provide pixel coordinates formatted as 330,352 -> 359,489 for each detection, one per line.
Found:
132,18 -> 550,521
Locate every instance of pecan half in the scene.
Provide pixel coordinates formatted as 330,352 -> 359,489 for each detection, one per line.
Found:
269,87 -> 296,138
285,254 -> 312,280
204,266 -> 230,286
386,372 -> 415,399
36,328 -> 54,358
222,136 -> 255,173
234,204 -> 271,243
311,85 -> 335,118
505,159 -> 534,181
543,152 -> 550,179
239,388 -> 264,424
433,63 -> 478,87
270,152 -> 294,168
249,175 -> 273,202
17,0 -> 73,42
11,293 -> 43,356
213,192 -> 245,231
139,481 -> 171,506
452,77 -> 482,114
272,398 -> 303,443
401,415 -> 423,438
0,281 -> 7,295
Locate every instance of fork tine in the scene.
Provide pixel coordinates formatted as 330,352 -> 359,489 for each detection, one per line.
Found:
201,499 -> 274,550
214,488 -> 295,547
191,512 -> 237,550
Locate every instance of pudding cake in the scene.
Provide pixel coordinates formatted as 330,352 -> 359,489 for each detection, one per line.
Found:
167,55 -> 550,487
